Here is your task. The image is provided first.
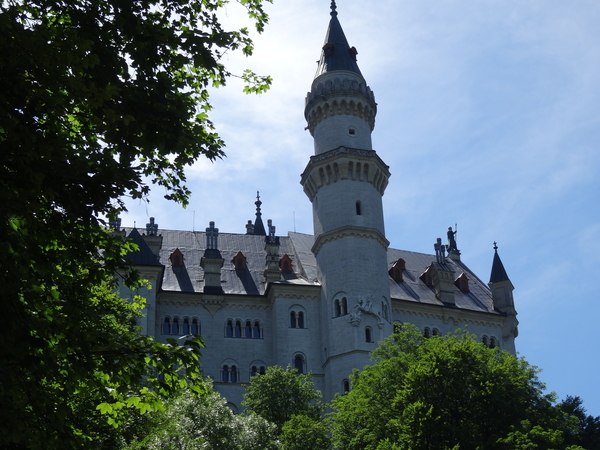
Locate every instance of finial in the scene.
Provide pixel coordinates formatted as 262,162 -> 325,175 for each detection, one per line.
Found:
493,241 -> 498,251
330,0 -> 337,16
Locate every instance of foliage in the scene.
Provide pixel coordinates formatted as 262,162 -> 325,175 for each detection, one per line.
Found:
125,383 -> 279,450
329,324 -> 582,450
242,365 -> 324,430
0,0 -> 271,447
558,396 -> 600,450
280,414 -> 331,450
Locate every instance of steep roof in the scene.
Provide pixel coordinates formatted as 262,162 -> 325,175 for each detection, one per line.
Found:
123,228 -> 498,315
314,2 -> 363,78
124,228 -> 161,266
489,246 -> 510,283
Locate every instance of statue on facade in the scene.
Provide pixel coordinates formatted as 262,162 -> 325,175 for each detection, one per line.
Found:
447,226 -> 458,252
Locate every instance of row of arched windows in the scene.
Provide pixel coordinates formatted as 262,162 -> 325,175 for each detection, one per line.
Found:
162,317 -> 200,335
220,356 -> 305,383
423,327 -> 440,338
225,319 -> 262,338
482,335 -> 499,348
290,311 -> 305,328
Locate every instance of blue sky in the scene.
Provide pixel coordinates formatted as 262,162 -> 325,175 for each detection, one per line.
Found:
124,1 -> 600,415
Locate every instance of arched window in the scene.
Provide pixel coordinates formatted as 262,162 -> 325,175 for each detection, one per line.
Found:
182,318 -> 190,335
290,311 -> 297,328
226,320 -> 233,338
162,317 -> 170,335
253,321 -> 261,339
230,365 -> 238,383
191,318 -> 199,335
294,355 -> 304,374
297,312 -> 305,329
423,327 -> 431,338
382,302 -> 388,321
335,300 -> 341,317
222,365 -> 229,382
342,297 -> 348,315
432,328 -> 439,337
259,366 -> 266,375
251,366 -> 257,377
245,320 -> 252,338
234,320 -> 242,338
172,317 -> 179,335
343,379 -> 350,393
490,336 -> 498,349
365,327 -> 372,343
356,201 -> 362,215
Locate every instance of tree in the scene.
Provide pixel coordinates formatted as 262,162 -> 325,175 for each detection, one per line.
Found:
330,324 -> 583,450
125,383 -> 280,450
0,0 -> 271,447
280,414 -> 330,450
242,365 -> 323,431
558,396 -> 600,449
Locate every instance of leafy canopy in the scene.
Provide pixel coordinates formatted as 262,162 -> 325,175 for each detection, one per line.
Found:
242,365 -> 324,431
330,324 -> 583,450
0,0 -> 271,447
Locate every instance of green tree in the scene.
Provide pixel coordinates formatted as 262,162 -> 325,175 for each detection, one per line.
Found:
280,414 -> 330,450
242,365 -> 323,431
330,324 -> 581,450
558,396 -> 600,449
0,0 -> 271,447
126,383 -> 280,450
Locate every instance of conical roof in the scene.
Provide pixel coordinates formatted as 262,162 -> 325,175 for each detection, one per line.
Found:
315,1 -> 363,78
489,244 -> 510,283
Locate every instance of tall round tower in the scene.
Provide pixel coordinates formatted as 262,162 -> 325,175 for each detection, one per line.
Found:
300,1 -> 393,401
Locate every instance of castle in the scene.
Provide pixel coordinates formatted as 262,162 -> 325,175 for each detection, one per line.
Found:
117,2 -> 518,410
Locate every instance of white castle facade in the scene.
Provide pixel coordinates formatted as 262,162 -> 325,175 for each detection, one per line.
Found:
117,3 -> 518,410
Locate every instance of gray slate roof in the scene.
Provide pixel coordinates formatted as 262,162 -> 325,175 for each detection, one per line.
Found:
123,228 -> 497,315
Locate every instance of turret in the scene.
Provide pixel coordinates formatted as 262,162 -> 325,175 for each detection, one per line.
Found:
301,1 -> 393,402
488,242 -> 518,352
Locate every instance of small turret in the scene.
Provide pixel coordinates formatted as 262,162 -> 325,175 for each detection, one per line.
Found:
264,219 -> 281,282
200,221 -> 224,294
488,242 -> 518,351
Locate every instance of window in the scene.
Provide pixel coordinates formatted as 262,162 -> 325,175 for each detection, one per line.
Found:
356,201 -> 362,215
482,335 -> 489,347
424,327 -> 431,338
290,310 -> 305,329
389,258 -> 406,282
297,312 -> 305,329
226,320 -> 233,337
253,321 -> 261,339
182,318 -> 190,335
222,365 -> 229,382
232,251 -> 247,271
290,311 -> 297,328
162,317 -> 170,335
365,327 -> 373,343
230,365 -> 238,383
170,248 -> 184,267
259,366 -> 266,375
234,320 -> 242,338
342,297 -> 348,315
294,354 -> 305,374
490,336 -> 498,349
335,300 -> 341,317
343,379 -> 350,393
172,317 -> 179,335
251,366 -> 257,377
382,302 -> 389,321
432,328 -> 439,336
245,320 -> 252,338
191,318 -> 199,335
280,254 -> 293,273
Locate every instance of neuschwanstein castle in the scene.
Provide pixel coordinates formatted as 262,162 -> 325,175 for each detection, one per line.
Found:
116,2 -> 518,410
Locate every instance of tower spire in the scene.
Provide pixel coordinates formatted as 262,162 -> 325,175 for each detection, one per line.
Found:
330,0 -> 337,16
253,191 -> 266,236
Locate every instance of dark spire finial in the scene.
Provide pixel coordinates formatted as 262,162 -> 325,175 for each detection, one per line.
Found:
255,191 -> 262,212
330,0 -> 337,16
253,191 -> 267,236
493,241 -> 498,251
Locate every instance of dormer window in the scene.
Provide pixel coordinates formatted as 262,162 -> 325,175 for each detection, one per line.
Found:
170,248 -> 184,267
419,265 -> 434,287
389,258 -> 406,282
279,254 -> 293,273
455,273 -> 469,292
232,251 -> 247,271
